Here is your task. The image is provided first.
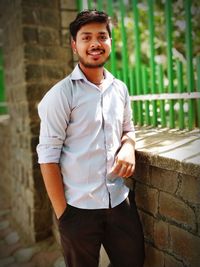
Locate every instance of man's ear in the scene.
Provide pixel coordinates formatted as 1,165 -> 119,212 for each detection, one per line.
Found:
71,39 -> 77,54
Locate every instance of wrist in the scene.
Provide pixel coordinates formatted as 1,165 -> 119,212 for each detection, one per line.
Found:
55,203 -> 67,219
121,137 -> 135,147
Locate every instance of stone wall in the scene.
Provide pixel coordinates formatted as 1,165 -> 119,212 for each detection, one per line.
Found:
0,1 -> 32,242
134,128 -> 200,267
0,115 -> 11,196
0,0 -> 74,243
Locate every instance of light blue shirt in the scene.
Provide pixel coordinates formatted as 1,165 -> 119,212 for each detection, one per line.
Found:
37,65 -> 135,209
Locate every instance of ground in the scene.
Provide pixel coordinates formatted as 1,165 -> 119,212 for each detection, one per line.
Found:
0,189 -> 65,267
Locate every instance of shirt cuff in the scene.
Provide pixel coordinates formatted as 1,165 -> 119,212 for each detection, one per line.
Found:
37,144 -> 62,163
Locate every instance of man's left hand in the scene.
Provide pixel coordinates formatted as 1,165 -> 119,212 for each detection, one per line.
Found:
110,141 -> 135,178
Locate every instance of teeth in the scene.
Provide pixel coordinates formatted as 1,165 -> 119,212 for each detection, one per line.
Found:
88,50 -> 103,55
90,52 -> 101,55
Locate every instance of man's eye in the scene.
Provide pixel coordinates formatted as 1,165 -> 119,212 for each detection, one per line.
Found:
82,36 -> 90,41
99,36 -> 107,41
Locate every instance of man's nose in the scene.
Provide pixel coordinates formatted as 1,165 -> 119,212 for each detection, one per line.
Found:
90,39 -> 101,47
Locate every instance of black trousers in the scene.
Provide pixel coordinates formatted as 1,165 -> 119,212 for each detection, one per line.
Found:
58,192 -> 145,267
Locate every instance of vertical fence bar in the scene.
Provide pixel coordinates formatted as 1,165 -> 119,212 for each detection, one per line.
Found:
119,0 -> 128,85
157,65 -> 166,127
107,0 -> 117,76
142,66 -> 150,125
197,56 -> 200,128
129,68 -> 138,124
87,0 -> 92,9
165,0 -> 175,128
97,0 -> 103,11
176,60 -> 184,129
129,69 -> 134,96
117,70 -> 123,80
77,0 -> 83,11
185,0 -> 195,130
148,0 -> 157,126
129,68 -> 137,124
132,0 -> 143,126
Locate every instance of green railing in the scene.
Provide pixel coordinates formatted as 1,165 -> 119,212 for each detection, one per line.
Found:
0,47 -> 7,115
76,0 -> 200,130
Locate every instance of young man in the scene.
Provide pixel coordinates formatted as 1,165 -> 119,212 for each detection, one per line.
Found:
37,10 -> 144,267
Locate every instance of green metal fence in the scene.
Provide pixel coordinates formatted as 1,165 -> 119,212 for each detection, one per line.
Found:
77,0 -> 200,130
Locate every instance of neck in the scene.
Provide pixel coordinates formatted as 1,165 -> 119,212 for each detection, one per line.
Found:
79,63 -> 104,85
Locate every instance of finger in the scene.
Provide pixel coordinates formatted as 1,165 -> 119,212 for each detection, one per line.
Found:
124,163 -> 135,178
123,165 -> 135,178
118,163 -> 128,177
130,164 -> 135,175
111,160 -> 123,175
123,165 -> 133,178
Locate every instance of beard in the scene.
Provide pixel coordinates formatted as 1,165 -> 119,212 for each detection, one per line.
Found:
77,53 -> 110,68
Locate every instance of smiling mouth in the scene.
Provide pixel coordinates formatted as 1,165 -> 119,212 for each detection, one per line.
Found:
87,49 -> 105,56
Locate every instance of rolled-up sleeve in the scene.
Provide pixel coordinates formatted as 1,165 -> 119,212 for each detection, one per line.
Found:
123,85 -> 135,136
37,82 -> 71,163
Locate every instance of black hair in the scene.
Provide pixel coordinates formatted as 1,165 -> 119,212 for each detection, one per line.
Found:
69,9 -> 112,40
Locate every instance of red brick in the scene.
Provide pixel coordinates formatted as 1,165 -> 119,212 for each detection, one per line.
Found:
159,192 -> 196,230
170,225 -> 200,267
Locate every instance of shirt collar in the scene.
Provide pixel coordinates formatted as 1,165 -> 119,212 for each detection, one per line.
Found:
70,64 -> 114,90
70,64 -> 86,81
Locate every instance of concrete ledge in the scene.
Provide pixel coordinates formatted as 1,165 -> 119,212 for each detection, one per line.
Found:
135,127 -> 200,177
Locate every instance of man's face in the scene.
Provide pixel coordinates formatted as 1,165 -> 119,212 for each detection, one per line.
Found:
72,22 -> 112,69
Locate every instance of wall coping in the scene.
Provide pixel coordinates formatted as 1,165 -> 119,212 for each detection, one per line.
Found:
135,127 -> 200,177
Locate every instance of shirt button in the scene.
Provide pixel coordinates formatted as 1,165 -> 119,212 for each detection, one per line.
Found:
107,144 -> 113,149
